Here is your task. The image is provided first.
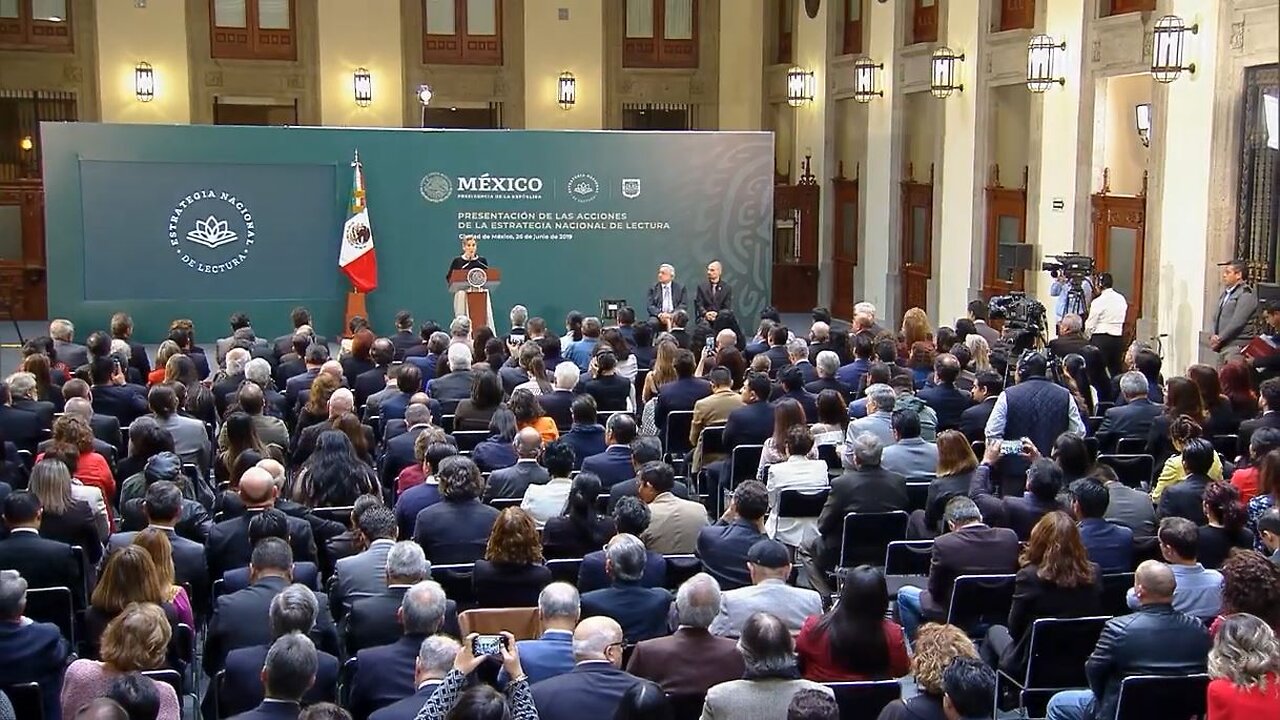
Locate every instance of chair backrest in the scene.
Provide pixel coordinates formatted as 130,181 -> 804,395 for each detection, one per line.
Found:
1114,674 -> 1210,720
883,540 -> 934,577
430,563 -> 476,607
825,680 -> 903,720
633,370 -> 649,402
904,481 -> 931,513
1100,572 -> 1136,617
777,488 -> 830,518
0,682 -> 42,720
458,607 -> 542,639
1022,616 -> 1110,689
338,657 -> 359,708
1114,437 -> 1147,455
665,554 -> 701,591
666,692 -> 707,720
546,557 -> 583,584
453,430 -> 490,452
24,586 -> 75,645
1095,401 -> 1115,415
438,414 -> 455,434
1084,436 -> 1100,461
839,511 -> 909,569
140,669 -> 185,714
311,506 -> 356,527
945,574 -> 1017,633
817,443 -> 842,471
1086,415 -> 1104,435
663,411 -> 696,456
1211,434 -> 1239,459
489,497 -> 523,510
699,425 -> 727,457
1097,454 -> 1155,490
729,444 -> 765,488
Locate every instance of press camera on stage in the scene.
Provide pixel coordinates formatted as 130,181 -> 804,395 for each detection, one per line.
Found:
989,292 -> 1048,353
1041,252 -> 1096,281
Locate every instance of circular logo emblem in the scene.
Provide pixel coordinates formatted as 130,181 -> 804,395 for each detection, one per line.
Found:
345,222 -> 372,249
166,189 -> 255,275
420,172 -> 453,203
567,173 -> 599,203
466,267 -> 488,288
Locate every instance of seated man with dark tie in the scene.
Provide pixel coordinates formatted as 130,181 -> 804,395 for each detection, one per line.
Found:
368,635 -> 461,720
695,260 -> 739,340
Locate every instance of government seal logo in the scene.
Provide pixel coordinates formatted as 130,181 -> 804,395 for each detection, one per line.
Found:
567,173 -> 599,203
420,172 -> 453,203
167,189 -> 255,275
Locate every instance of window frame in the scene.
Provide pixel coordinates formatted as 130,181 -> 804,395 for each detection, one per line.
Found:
910,0 -> 938,45
623,0 -> 699,69
422,0 -> 503,66
997,0 -> 1035,32
209,0 -> 298,61
841,0 -> 862,56
0,0 -> 73,52
1104,0 -> 1155,18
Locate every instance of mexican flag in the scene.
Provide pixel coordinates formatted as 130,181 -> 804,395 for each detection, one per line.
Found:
339,151 -> 378,292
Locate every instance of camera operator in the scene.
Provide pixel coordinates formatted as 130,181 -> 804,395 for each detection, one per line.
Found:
1048,270 -> 1092,326
1084,273 -> 1128,377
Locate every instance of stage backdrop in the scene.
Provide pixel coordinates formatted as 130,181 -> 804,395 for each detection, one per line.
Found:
43,123 -> 773,342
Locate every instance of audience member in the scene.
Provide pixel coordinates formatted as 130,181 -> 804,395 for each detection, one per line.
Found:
528,616 -> 640,720
506,582 -> 579,684
1216,551 -> 1280,632
1090,464 -> 1156,540
580,413 -> 638,489
1157,436 -> 1216,524
626,573 -> 744,696
639,461 -> 708,554
697,480 -> 767,590
61,603 -> 180,720
129,528 -> 194,627
876,624 -> 978,720
881,408 -> 939,478
971,442 -> 1068,539
959,371 -> 1002,445
579,534 -> 673,642
348,580 -> 449,719
366,635 -> 460,720
558,396 -> 605,469
845,384 -> 897,453
1199,481 -> 1254,569
918,354 -> 971,431
607,436 -> 692,511
205,468 -> 318,578
689,367 -> 742,471
0,491 -> 86,607
1230,427 -> 1280,503
343,542 -> 460,653
483,427 -> 548,502
710,539 -> 822,638
575,498 -> 662,592
940,657 -> 997,720
1069,478 -> 1134,572
702,612 -> 833,719
473,507 -> 551,607
85,546 -> 179,659
412,456 -> 499,565
103,672 -> 161,720
1127,517 -> 1223,620
1094,371 -> 1163,453
811,432 -> 908,577
908,430 -> 977,539
541,471 -> 616,560
394,442 -> 457,539
28,455 -> 105,558
787,688 -> 840,720
234,632 -> 318,720
329,505 -> 397,615
796,566 -> 909,682
984,352 -> 1085,456
1206,612 -> 1280,718
0,569 -> 70,719
519,439 -> 574,526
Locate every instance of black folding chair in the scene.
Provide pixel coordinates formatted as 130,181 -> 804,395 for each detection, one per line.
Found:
904,481 -> 931,513
430,562 -> 476,608
453,430 -> 489,453
883,540 -> 934,577
728,444 -> 764,488
1114,674 -> 1210,720
662,410 -> 696,470
141,669 -> 186,715
817,443 -> 842,472
439,414 -> 455,434
666,692 -> 707,720
777,488 -> 830,519
825,680 -> 903,720
1211,434 -> 1239,460
945,573 -> 1017,637
1084,436 -> 1099,460
338,657 -> 359,709
698,425 -> 727,460
312,506 -> 356,528
1095,401 -> 1115,415
1085,415 -> 1105,435
665,555 -> 701,591
633,370 -> 649,405
996,616 -> 1110,717
24,586 -> 75,647
489,497 -> 523,510
0,682 -> 43,720
1097,454 -> 1155,490
1114,437 -> 1147,455
546,558 -> 583,584
1100,572 -> 1136,617
838,511 -> 909,570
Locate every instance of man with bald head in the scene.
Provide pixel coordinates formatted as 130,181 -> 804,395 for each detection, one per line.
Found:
205,467 -> 319,577
484,426 -> 548,501
530,616 -> 643,720
1045,560 -> 1210,720
354,337 -> 396,408
221,381 -> 289,450
695,259 -> 739,344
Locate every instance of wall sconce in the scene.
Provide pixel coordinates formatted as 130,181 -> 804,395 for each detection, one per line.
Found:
353,68 -> 372,107
852,58 -> 883,103
1135,103 -> 1152,147
134,62 -> 154,102
930,47 -> 964,99
1026,35 -> 1066,93
416,84 -> 433,107
1150,15 -> 1198,83
557,71 -> 576,110
787,67 -> 815,107
19,136 -> 33,152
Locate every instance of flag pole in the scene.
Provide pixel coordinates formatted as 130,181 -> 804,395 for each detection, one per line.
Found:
343,148 -> 368,336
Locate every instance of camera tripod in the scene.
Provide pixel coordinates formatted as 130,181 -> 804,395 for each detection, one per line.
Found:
1060,276 -> 1090,320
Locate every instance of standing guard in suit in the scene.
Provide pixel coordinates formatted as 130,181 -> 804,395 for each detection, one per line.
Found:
646,263 -> 688,330
1210,259 -> 1259,363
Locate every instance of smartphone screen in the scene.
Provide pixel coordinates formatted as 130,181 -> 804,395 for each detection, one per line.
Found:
472,634 -> 504,656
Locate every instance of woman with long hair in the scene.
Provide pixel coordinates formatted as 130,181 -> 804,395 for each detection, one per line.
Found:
215,411 -> 266,486
1216,551 -> 1280,633
471,327 -> 496,368
1187,363 -> 1241,436
455,370 -> 504,431
46,414 -> 116,522
131,528 -> 195,627
164,354 -> 214,425
509,388 -> 558,442
600,327 -> 637,381
470,407 -> 519,473
297,372 -> 341,434
1199,482 -> 1254,569
330,411 -> 374,465
1062,353 -> 1096,416
1219,359 -> 1259,419
29,455 -> 107,553
1152,416 -> 1225,502
912,430 -> 979,539
542,472 -> 616,559
756,398 -> 815,481
900,307 -> 934,352
86,547 -> 179,659
293,430 -> 376,507
810,389 -> 848,447
715,346 -> 747,390
147,340 -> 180,385
473,507 -> 552,608
965,334 -> 993,375
1247,449 -> 1280,551
1206,613 -> 1280,715
796,565 -> 910,681
981,511 -> 1101,678
1147,377 -> 1208,467
61,603 -> 181,720
641,337 -> 679,403
341,327 -> 376,386
1231,428 -> 1280,504
21,352 -> 61,409
906,341 -> 936,389
513,350 -> 554,396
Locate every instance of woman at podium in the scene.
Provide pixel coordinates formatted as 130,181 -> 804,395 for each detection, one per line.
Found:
448,235 -> 493,329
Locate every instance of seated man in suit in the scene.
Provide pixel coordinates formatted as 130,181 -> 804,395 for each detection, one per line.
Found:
353,338 -> 394,409
0,491 -> 85,607
638,461 -> 708,555
710,372 -> 777,491
1238,378 -> 1280,452
896,496 -> 1021,640
484,427 -> 549,502
809,432 -> 909,581
709,539 -> 822,638
232,633 -> 319,720
805,350 -> 847,399
330,505 -> 398,616
762,325 -> 792,379
0,568 -> 71,720
203,536 -> 338,675
560,395 -> 607,469
379,365 -> 425,424
626,573 -> 745,697
61,378 -> 125,453
1157,438 -> 1214,525
646,263 -> 688,330
1048,314 -> 1090,359
344,541 -> 460,653
775,366 -> 818,423
881,408 -> 939,478
274,333 -> 311,390
348,579 -> 451,720
206,468 -> 318,579
959,371 -> 1003,445
425,343 -> 474,414
693,260 -> 738,338
688,367 -> 742,471
781,338 -> 817,386
530,616 -> 644,720
369,635 -> 460,720
506,582 -> 580,684
105,481 -> 208,607
284,343 -> 330,416
580,533 -> 674,643
654,349 -> 712,434
918,354 -> 973,432
577,497 -> 668,593
581,413 -> 639,489
537,362 -> 580,431
1090,465 -> 1157,541
607,437 -> 691,513
1095,371 -> 1164,453
50,318 -> 90,369
696,480 -> 767,591
1070,478 -> 1134,573
218,583 -> 339,717
88,357 -> 149,428
970,440 -> 1069,539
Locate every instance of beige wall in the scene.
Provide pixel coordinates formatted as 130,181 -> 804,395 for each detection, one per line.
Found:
903,92 -> 936,179
96,0 -> 190,123
1102,73 -> 1151,195
990,85 -> 1030,185
835,99 -> 868,178
318,0 -> 404,127
718,0 -> 764,130
523,0 -> 602,129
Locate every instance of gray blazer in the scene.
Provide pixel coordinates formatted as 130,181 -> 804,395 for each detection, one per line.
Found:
54,339 -> 90,369
1213,283 -> 1258,349
160,413 -> 211,472
700,678 -> 832,720
708,579 -> 822,638
1104,481 -> 1157,538
483,460 -> 550,501
330,539 -> 397,612
880,437 -> 939,479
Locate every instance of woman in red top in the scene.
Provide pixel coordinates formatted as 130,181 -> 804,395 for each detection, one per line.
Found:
1231,429 -> 1280,504
44,414 -> 116,523
1206,613 -> 1280,720
795,565 -> 910,682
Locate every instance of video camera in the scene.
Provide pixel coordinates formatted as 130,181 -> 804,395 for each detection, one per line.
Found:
989,292 -> 1048,354
1041,251 -> 1096,281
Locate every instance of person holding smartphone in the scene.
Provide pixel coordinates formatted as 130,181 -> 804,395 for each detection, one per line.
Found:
412,630 -> 536,720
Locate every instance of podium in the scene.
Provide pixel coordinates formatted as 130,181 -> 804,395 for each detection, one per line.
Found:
448,266 -> 500,331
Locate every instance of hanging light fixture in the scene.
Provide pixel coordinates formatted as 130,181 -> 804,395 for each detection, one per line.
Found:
1150,15 -> 1198,83
557,71 -> 576,110
134,62 -> 155,102
787,67 -> 815,107
1135,103 -> 1152,147
353,68 -> 373,107
1026,34 -> 1066,93
416,84 -> 433,106
852,58 -> 883,103
930,47 -> 964,99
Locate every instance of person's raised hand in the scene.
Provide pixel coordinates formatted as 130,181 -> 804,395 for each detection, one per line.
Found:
454,634 -> 486,675
982,440 -> 1002,466
498,631 -> 524,680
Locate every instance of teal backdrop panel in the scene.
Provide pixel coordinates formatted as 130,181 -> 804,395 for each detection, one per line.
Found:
43,123 -> 773,343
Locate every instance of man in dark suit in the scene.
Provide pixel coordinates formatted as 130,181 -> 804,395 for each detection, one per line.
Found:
389,310 -> 420,361
529,616 -> 643,720
343,546 -> 460,653
1095,371 -> 1164,453
1044,561 -> 1209,720
1157,438 -> 1214,525
1210,260 -> 1259,360
810,432 -> 909,578
1069,478 -> 1134,573
538,363 -> 579,431
105,481 -> 209,605
606,437 -> 691,513
971,444 -> 1068,540
580,414 -> 639,489
0,491 -> 85,607
62,379 -> 125,452
218,583 -> 339,718
87,357 -> 149,427
762,325 -> 792,378
0,383 -> 45,453
561,396 -> 607,468
203,537 -> 337,675
271,306 -> 315,358
220,562 -> 320,595
1048,314 -> 1090,358
483,428 -> 548,501
283,344 -> 329,414
967,300 -> 1001,347
273,334 -> 310,390
805,349 -> 847,398
959,371 -> 1003,444
779,338 -> 817,385
213,347 -> 251,418
50,318 -> 90,369
625,573 -> 745,698
348,579 -> 452,720
896,495 -> 1020,639
206,469 -> 318,579
1238,378 -> 1280,453
7,374 -> 53,432
379,367 -> 428,424
354,338 -> 395,409
228,633 -> 317,720
425,344 -> 474,413
578,498 -> 668,593
380,403 -> 438,488
645,263 -> 688,329
368,635 -> 457,720
723,373 -> 775,451
918,354 -> 973,431
580,534 -> 673,643
774,366 -> 818,423
0,569 -> 71,720
696,480 -> 766,591
693,260 -> 738,338
653,349 -> 711,432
